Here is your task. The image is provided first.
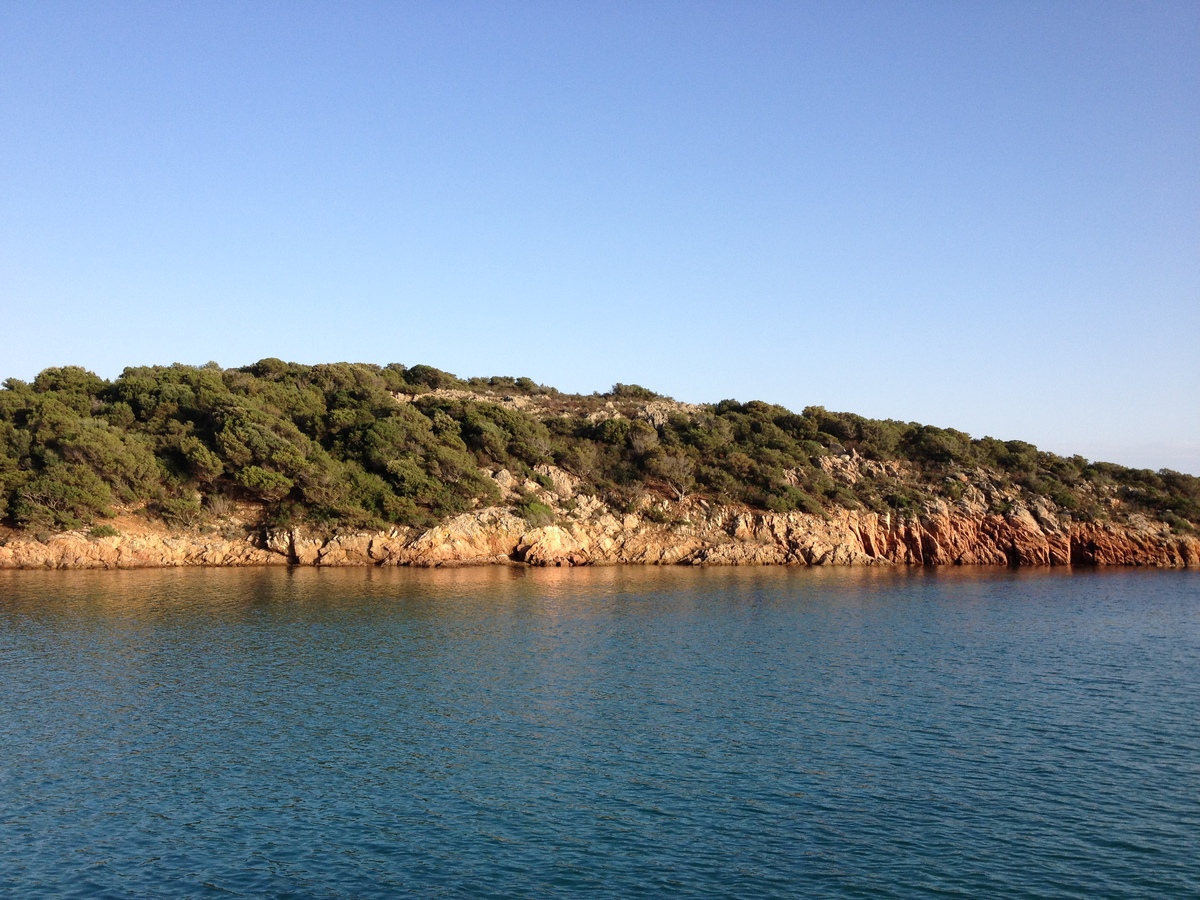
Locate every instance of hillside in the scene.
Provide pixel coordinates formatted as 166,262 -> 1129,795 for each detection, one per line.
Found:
0,360 -> 1196,568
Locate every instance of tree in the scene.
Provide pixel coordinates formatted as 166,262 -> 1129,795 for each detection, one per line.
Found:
650,452 -> 695,502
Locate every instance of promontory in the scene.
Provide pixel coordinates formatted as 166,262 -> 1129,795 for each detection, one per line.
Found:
1,361 -> 1196,569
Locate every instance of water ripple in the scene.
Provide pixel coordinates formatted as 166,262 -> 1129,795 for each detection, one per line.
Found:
1,567 -> 1198,898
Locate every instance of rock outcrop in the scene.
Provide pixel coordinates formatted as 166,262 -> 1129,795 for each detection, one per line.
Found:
0,527 -> 286,570
1,498 -> 1196,570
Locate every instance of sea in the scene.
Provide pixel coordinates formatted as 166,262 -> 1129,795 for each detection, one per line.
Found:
1,566 -> 1197,899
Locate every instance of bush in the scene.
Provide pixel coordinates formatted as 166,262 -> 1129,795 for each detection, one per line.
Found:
643,505 -> 673,523
405,364 -> 461,390
13,464 -> 114,530
88,524 -> 120,539
765,487 -> 824,516
180,436 -> 224,482
884,491 -> 919,513
204,492 -> 235,517
610,383 -> 659,400
517,500 -> 555,527
236,466 -> 294,502
60,426 -> 160,501
158,497 -> 203,528
1,360 -> 1196,534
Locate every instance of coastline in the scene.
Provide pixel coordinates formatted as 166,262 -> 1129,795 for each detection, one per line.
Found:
2,501 -> 1196,570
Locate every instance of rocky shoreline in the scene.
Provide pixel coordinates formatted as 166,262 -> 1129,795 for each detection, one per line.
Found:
2,500 -> 1196,570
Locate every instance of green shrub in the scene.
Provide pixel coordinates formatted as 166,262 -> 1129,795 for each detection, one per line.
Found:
765,487 -> 824,516
884,491 -> 919,513
158,497 -> 203,528
610,383 -> 659,400
13,464 -> 114,530
643,505 -> 672,523
405,364 -> 461,390
0,360 -> 1196,535
88,524 -> 120,538
180,436 -> 224,482
518,500 -> 555,527
235,466 -> 294,502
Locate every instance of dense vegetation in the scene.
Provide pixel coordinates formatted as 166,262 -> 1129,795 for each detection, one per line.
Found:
1,361 -> 1196,535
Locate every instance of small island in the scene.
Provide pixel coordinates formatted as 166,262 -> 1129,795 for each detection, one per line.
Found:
0,360 -> 1196,569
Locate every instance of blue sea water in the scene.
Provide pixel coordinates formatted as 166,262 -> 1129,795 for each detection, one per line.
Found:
0,566 -> 1197,898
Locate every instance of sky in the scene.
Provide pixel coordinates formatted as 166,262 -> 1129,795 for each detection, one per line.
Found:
1,1 -> 1197,473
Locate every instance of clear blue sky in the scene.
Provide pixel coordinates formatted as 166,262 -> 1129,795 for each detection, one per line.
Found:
2,1 -> 1197,473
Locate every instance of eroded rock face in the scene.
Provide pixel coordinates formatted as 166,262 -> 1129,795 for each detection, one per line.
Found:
1,501 -> 1196,570
532,465 -> 580,500
0,529 -> 285,570
383,509 -> 526,567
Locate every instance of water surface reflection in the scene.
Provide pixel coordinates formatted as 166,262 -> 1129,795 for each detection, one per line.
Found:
1,567 -> 1197,898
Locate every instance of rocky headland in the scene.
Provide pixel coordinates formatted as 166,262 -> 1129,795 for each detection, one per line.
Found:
2,361 -> 1197,570
2,464 -> 1195,570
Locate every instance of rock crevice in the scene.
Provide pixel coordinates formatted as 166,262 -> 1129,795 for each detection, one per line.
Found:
1,500 -> 1195,569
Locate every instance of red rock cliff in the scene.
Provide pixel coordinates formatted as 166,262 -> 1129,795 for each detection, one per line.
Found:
1,498 -> 1195,570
